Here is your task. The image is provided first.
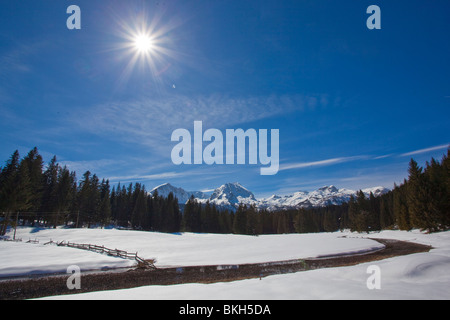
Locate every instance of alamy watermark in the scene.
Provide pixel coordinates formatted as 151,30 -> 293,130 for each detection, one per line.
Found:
66,265 -> 81,290
66,5 -> 81,30
66,4 -> 380,31
367,5 -> 381,30
171,121 -> 279,175
366,265 -> 381,290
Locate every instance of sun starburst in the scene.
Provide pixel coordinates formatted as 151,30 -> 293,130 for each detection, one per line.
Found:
133,34 -> 155,54
108,7 -> 181,91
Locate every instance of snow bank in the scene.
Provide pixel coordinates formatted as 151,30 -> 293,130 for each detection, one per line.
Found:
0,241 -> 135,278
38,229 -> 450,300
3,227 -> 383,274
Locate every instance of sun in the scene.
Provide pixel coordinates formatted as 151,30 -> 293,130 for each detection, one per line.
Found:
133,34 -> 154,54
109,7 -> 184,89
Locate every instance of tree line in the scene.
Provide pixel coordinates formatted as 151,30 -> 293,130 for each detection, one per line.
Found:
276,149 -> 449,234
1,147 -> 449,236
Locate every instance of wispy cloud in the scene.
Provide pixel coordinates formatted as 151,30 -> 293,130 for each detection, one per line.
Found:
72,93 -> 329,152
0,41 -> 49,82
58,159 -> 129,175
373,153 -> 394,160
279,155 -> 367,171
400,144 -> 449,157
107,171 -> 183,183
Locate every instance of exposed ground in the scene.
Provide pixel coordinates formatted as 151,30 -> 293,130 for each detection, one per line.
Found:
0,238 -> 431,300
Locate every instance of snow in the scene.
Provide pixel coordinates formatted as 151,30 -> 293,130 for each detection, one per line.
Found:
0,241 -> 135,277
1,227 -> 382,276
36,229 -> 450,300
258,185 -> 390,211
2,227 -> 450,300
150,182 -> 389,210
148,182 -> 390,211
150,183 -> 209,204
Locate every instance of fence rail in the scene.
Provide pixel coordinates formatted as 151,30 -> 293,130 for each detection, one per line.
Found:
53,240 -> 156,269
1,236 -> 156,269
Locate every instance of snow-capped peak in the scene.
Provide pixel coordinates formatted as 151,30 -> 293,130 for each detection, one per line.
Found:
204,182 -> 257,210
317,185 -> 339,193
150,183 -> 208,204
361,186 -> 390,197
149,182 -> 390,212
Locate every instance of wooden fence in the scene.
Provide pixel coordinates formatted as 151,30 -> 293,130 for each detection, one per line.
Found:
50,240 -> 156,269
0,237 -> 156,269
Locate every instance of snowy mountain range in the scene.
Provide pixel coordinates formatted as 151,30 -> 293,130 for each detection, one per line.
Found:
150,182 -> 390,212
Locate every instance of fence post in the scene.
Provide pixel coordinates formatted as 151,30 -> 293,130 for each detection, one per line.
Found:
13,212 -> 19,240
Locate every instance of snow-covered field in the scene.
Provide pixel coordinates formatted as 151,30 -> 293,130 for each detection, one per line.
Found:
2,227 -> 450,300
1,227 -> 383,276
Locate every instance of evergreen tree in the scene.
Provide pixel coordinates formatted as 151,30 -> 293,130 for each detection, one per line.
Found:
218,209 -> 234,233
77,171 -> 101,227
393,182 -> 410,230
407,159 -> 428,230
21,147 -> 44,215
182,195 -> 198,232
99,179 -> 111,227
0,151 -> 32,235
368,192 -> 381,231
323,208 -> 339,232
379,195 -> 393,229
150,189 -> 162,231
232,203 -> 247,234
442,150 -> 450,228
245,204 -> 259,235
40,156 -> 59,225
276,212 -> 290,234
162,192 -> 180,233
293,209 -> 305,233
52,165 -> 76,227
423,157 -> 447,231
131,184 -> 147,229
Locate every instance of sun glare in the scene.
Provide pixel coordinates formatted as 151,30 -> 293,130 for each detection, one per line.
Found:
134,34 -> 154,53
111,8 -> 182,89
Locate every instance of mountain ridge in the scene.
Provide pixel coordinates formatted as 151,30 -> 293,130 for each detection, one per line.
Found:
150,182 -> 390,212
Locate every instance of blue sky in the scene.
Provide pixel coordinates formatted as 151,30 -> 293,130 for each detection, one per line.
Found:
0,0 -> 449,198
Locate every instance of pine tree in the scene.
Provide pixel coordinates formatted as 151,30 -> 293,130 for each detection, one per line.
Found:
40,156 -> 59,226
131,185 -> 147,230
125,183 -> 134,227
52,165 -> 76,227
0,151 -> 32,235
77,171 -> 101,227
245,204 -> 258,235
347,195 -> 359,232
442,150 -> 450,228
161,192 -> 176,232
369,192 -> 381,231
182,195 -> 196,232
218,209 -> 233,233
233,203 -> 247,234
209,204 -> 220,233
323,209 -> 338,232
172,197 -> 181,232
200,200 -> 211,233
394,182 -> 410,230
21,147 -> 44,215
294,208 -> 315,233
276,212 -> 290,234
110,185 -> 117,222
151,189 -> 162,231
99,179 -> 111,228
379,195 -> 393,229
406,159 -> 428,230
